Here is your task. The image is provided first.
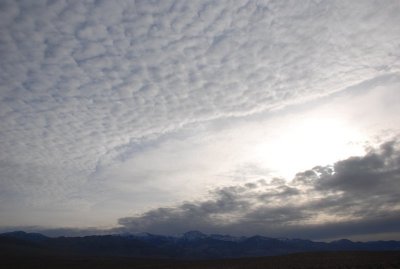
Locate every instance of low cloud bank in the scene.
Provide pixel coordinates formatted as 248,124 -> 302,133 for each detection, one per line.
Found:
118,138 -> 400,240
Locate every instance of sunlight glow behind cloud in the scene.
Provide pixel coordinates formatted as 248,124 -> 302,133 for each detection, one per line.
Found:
251,117 -> 366,179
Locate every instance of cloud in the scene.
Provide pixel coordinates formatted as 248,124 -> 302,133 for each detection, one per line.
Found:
0,0 -> 399,227
118,138 -> 400,240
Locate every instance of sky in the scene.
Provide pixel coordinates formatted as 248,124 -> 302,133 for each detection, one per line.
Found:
0,0 -> 400,241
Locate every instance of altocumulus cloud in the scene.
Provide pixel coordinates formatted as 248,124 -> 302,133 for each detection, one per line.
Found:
0,0 -> 400,225
118,138 -> 400,240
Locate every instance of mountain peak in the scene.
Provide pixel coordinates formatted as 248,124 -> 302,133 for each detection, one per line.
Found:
1,231 -> 48,242
331,239 -> 354,244
182,231 -> 207,240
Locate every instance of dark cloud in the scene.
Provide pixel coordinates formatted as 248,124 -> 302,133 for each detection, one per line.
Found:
118,138 -> 400,240
317,140 -> 400,194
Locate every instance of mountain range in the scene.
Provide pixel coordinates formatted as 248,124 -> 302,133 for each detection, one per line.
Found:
1,230 -> 400,259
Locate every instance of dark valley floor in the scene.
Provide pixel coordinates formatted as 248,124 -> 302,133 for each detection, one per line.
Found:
1,251 -> 400,269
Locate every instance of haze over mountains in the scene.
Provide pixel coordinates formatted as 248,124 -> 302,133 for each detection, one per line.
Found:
2,230 -> 400,259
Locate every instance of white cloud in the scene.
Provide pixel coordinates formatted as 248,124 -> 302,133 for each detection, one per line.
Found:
0,0 -> 399,227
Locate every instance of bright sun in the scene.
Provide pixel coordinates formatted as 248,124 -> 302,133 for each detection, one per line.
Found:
251,117 -> 367,180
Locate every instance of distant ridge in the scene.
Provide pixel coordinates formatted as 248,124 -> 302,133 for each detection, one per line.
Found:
1,231 -> 49,242
1,230 -> 400,259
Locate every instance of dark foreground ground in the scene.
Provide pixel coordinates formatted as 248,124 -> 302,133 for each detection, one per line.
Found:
1,251 -> 400,269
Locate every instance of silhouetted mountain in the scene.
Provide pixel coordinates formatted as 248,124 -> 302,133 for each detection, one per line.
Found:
1,231 -> 49,242
1,230 -> 400,259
